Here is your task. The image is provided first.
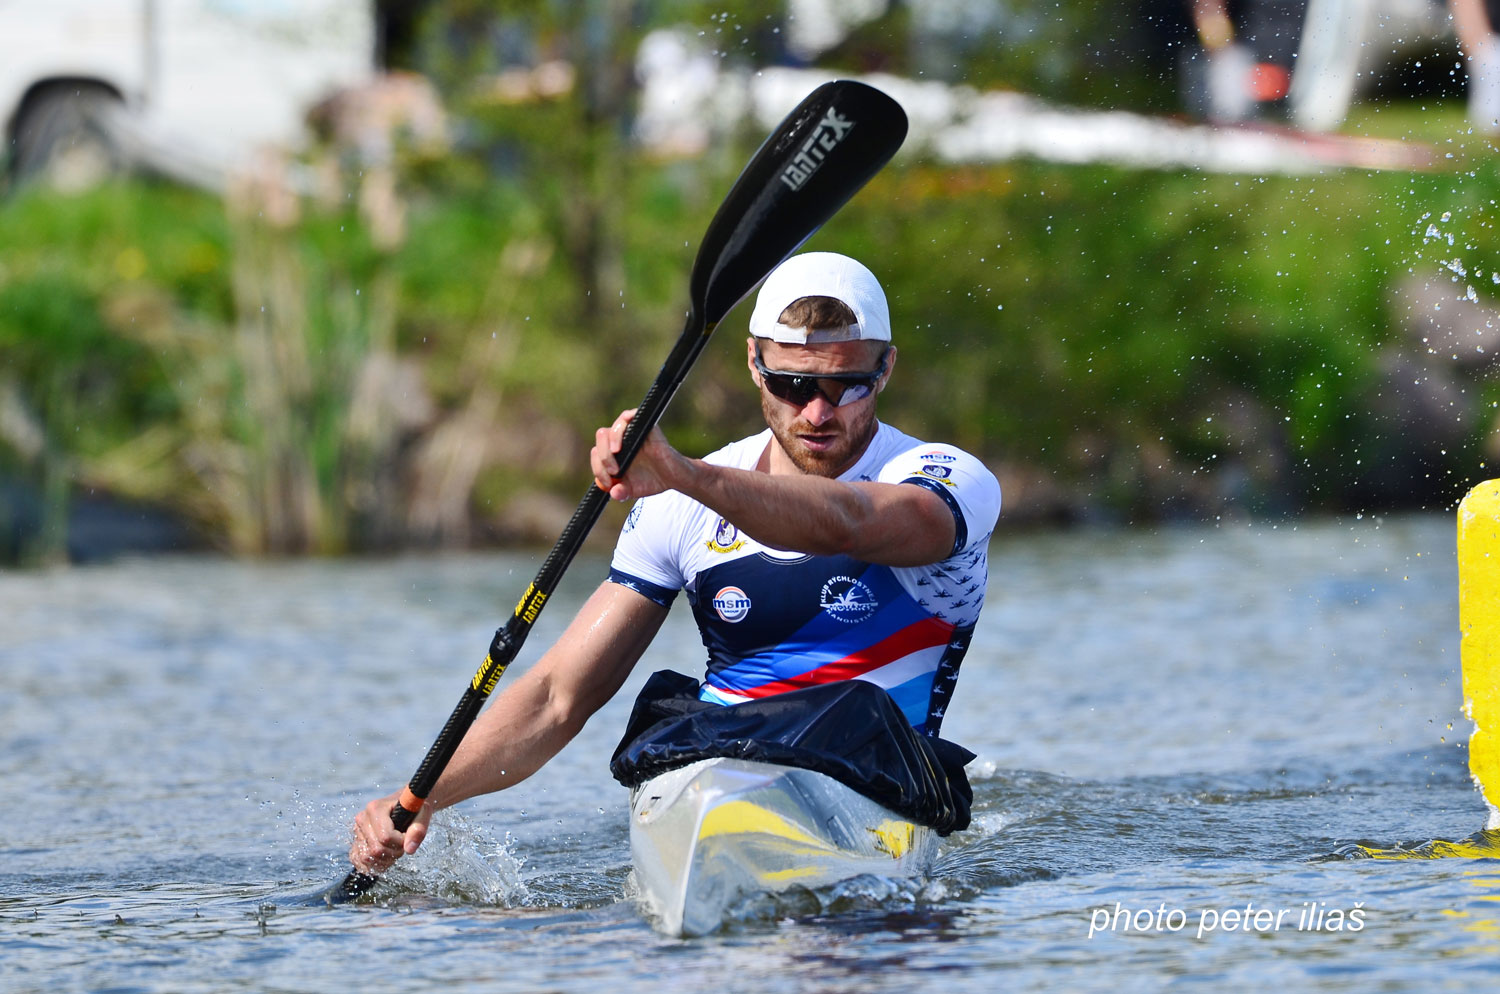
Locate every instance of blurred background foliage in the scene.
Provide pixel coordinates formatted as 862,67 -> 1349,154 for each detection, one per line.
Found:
1,0 -> 1496,563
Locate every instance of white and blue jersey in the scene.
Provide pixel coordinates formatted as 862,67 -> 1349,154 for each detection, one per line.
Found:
608,422 -> 1001,737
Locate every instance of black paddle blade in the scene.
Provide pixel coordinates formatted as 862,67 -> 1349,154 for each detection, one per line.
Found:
323,870 -> 380,905
690,80 -> 908,329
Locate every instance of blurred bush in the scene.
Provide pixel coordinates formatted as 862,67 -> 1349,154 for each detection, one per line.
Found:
5,131 -> 1498,562
2,2 -> 1495,561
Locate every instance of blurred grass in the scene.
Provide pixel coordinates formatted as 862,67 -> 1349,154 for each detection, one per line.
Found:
3,107 -> 1499,559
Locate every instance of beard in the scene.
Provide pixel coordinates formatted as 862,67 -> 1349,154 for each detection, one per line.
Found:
761,390 -> 879,477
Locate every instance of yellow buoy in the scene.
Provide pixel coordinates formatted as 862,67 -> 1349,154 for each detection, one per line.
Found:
1459,480 -> 1500,829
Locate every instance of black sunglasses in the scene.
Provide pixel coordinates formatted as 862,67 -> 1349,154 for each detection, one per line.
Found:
753,345 -> 890,408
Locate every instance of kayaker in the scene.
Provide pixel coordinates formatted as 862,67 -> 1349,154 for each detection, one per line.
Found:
349,251 -> 1001,873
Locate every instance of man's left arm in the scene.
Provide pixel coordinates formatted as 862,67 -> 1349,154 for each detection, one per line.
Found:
683,469 -> 955,566
592,418 -> 993,568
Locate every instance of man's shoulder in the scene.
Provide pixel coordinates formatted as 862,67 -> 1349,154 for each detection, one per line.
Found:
869,423 -> 1002,539
868,423 -> 989,476
702,429 -> 772,469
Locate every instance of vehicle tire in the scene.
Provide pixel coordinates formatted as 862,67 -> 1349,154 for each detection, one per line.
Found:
10,84 -> 128,191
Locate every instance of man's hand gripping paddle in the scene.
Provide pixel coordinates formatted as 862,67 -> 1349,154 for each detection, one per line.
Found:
325,80 -> 908,904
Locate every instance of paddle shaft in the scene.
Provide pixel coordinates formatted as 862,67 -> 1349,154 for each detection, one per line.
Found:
330,314 -> 713,901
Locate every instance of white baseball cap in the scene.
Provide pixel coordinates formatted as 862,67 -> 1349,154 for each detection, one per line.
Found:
748,252 -> 892,344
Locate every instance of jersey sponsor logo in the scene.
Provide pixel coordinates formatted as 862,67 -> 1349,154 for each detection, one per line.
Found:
623,502 -> 644,533
819,575 -> 878,623
705,517 -> 745,553
912,464 -> 956,486
712,585 -> 752,623
920,451 -> 957,463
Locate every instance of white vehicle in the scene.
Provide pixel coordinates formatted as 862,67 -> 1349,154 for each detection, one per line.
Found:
1,0 -> 376,190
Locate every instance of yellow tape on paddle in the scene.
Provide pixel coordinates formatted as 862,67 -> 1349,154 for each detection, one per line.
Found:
1459,480 -> 1500,829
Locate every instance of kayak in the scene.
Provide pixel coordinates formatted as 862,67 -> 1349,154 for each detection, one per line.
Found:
628,756 -> 938,936
613,672 -> 971,935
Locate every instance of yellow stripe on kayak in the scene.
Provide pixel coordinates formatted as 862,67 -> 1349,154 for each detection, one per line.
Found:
697,800 -> 835,851
869,819 -> 916,858
1353,831 -> 1500,860
1460,481 -> 1500,828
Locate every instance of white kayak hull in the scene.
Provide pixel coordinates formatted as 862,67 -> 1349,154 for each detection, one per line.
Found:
628,757 -> 938,936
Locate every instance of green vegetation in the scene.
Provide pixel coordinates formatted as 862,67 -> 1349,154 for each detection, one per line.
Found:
4,104 -> 1499,561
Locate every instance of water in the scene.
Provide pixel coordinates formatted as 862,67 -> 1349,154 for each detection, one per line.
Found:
3,514 -> 1496,992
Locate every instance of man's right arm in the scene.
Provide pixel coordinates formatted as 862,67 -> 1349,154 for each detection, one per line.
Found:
349,580 -> 670,872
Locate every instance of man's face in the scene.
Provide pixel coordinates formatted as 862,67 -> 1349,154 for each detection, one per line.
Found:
747,337 -> 895,478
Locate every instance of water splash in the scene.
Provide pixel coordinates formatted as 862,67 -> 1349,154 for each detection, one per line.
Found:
379,811 -> 530,906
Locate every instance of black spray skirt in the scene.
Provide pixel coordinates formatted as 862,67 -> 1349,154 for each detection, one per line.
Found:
609,670 -> 974,835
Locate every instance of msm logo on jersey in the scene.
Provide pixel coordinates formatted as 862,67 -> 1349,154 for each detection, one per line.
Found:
712,586 -> 753,623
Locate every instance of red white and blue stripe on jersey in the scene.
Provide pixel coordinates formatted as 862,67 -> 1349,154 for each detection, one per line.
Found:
610,550 -> 973,736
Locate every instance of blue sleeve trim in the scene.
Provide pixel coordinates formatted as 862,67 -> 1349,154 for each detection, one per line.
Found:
607,568 -> 680,608
900,477 -> 967,557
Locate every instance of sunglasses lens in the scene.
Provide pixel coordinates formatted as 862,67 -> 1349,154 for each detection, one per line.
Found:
755,348 -> 886,407
764,373 -> 819,405
764,374 -> 875,407
831,382 -> 872,406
